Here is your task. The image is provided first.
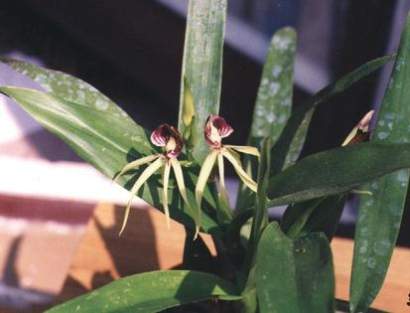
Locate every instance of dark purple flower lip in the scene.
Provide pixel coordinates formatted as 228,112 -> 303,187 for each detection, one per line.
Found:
204,115 -> 234,148
151,124 -> 184,158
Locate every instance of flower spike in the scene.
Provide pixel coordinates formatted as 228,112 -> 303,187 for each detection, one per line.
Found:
115,124 -> 191,235
196,115 -> 259,213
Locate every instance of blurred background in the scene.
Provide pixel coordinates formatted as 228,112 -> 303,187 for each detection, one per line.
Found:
0,0 -> 409,312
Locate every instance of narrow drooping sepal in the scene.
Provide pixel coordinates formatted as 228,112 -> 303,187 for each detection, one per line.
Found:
114,154 -> 160,182
222,149 -> 257,192
162,162 -> 172,229
195,150 -> 219,212
225,145 -> 260,158
119,157 -> 164,236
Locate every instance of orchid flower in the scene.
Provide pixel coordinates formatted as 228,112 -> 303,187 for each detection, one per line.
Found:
115,124 -> 189,235
195,115 -> 260,212
343,110 -> 375,196
342,110 -> 374,146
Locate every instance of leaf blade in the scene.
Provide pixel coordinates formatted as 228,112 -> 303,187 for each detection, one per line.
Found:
178,0 -> 227,162
350,13 -> 410,313
267,142 -> 410,206
1,58 -> 129,118
256,223 -> 334,313
236,27 -> 296,211
250,27 -> 297,146
45,270 -> 240,313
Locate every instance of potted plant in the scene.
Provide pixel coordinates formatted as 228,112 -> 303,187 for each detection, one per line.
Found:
1,1 -> 409,312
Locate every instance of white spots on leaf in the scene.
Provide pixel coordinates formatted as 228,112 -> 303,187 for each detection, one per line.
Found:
373,239 -> 391,256
131,135 -> 141,142
377,132 -> 389,140
77,90 -> 86,101
277,113 -> 288,124
272,35 -> 292,51
359,227 -> 369,236
396,170 -> 408,183
359,240 -> 368,254
95,98 -> 110,111
272,65 -> 282,78
393,222 -> 401,229
367,257 -> 377,269
384,112 -> 395,120
269,82 -> 280,96
388,78 -> 394,90
389,204 -> 403,216
395,56 -> 406,72
266,112 -> 276,123
370,182 -> 379,190
281,98 -> 291,107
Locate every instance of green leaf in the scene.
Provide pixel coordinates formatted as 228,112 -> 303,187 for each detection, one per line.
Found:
282,195 -> 347,240
250,27 -> 296,146
270,55 -> 394,176
267,142 -> 410,206
237,27 -> 296,211
1,58 -> 128,118
256,222 -> 334,313
0,86 -> 219,233
45,270 -> 240,313
178,0 -> 226,162
350,13 -> 410,313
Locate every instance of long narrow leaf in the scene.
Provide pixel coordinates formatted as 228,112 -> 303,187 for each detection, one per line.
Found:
237,27 -> 296,211
45,270 -> 240,313
1,58 -> 130,118
250,27 -> 296,145
267,142 -> 410,206
350,13 -> 410,313
178,0 -> 226,162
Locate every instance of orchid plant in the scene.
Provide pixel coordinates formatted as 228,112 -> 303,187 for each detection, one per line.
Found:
1,1 -> 410,313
